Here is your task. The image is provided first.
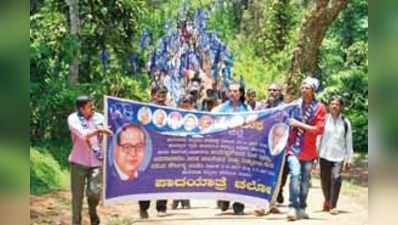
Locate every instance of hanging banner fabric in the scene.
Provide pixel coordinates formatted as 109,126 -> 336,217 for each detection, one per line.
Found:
103,96 -> 295,207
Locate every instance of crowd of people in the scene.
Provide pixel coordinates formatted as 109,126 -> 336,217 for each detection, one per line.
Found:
66,75 -> 354,224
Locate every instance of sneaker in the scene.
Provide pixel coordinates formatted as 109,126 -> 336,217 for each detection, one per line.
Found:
139,209 -> 149,219
330,208 -> 339,215
287,208 -> 298,221
157,211 -> 167,217
298,209 -> 309,219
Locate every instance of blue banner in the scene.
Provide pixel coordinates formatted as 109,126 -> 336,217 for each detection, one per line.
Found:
103,96 -> 295,207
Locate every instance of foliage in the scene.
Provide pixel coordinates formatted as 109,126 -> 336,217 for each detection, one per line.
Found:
30,0 -> 150,144
317,0 -> 368,151
30,0 -> 368,173
240,0 -> 303,60
207,1 -> 240,43
227,35 -> 290,99
257,0 -> 297,60
318,39 -> 368,152
30,147 -> 68,194
0,147 -> 28,193
30,72 -> 150,143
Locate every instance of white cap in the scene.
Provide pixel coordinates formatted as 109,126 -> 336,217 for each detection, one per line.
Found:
302,76 -> 320,91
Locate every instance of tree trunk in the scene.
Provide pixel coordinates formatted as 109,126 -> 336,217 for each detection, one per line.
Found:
284,0 -> 348,101
66,0 -> 80,84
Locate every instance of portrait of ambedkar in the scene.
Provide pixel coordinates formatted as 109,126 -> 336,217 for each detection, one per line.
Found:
113,124 -> 151,181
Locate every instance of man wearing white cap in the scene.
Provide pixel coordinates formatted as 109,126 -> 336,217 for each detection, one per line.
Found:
285,77 -> 327,221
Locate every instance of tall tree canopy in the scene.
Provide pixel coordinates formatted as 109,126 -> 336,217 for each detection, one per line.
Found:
30,0 -> 368,152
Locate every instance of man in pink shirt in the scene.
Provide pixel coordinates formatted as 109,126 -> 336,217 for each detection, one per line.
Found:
68,96 -> 112,225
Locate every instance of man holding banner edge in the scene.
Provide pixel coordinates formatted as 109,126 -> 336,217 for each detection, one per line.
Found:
286,77 -> 326,221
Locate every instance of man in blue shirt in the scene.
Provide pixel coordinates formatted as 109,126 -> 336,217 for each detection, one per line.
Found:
212,80 -> 251,215
212,81 -> 252,113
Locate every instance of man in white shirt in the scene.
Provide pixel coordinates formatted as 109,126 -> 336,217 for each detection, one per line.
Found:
318,95 -> 353,215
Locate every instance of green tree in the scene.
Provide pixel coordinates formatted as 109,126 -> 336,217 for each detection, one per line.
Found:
285,0 -> 348,100
66,0 -> 80,84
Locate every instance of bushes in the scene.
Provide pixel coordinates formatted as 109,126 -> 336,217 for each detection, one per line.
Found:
0,148 -> 28,193
30,147 -> 67,195
31,73 -> 150,144
318,69 -> 368,152
319,37 -> 368,152
30,0 -> 151,144
227,36 -> 288,100
30,0 -> 368,157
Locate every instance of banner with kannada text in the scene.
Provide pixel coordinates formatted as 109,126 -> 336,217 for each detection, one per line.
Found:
103,96 -> 295,207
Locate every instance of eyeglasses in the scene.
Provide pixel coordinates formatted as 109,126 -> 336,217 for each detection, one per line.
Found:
119,143 -> 145,154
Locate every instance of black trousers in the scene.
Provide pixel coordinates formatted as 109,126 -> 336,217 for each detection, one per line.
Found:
320,158 -> 343,209
172,199 -> 190,208
139,200 -> 168,212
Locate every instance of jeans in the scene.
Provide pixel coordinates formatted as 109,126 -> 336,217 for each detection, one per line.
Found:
287,155 -> 314,210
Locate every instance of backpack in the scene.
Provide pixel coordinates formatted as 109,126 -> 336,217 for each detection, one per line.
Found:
341,115 -> 349,138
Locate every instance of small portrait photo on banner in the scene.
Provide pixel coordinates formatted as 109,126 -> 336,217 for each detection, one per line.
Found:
199,115 -> 214,131
153,109 -> 167,128
184,113 -> 198,131
168,111 -> 183,130
268,123 -> 289,156
137,106 -> 152,125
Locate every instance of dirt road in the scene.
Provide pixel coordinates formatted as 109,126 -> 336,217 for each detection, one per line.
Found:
31,178 -> 368,225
